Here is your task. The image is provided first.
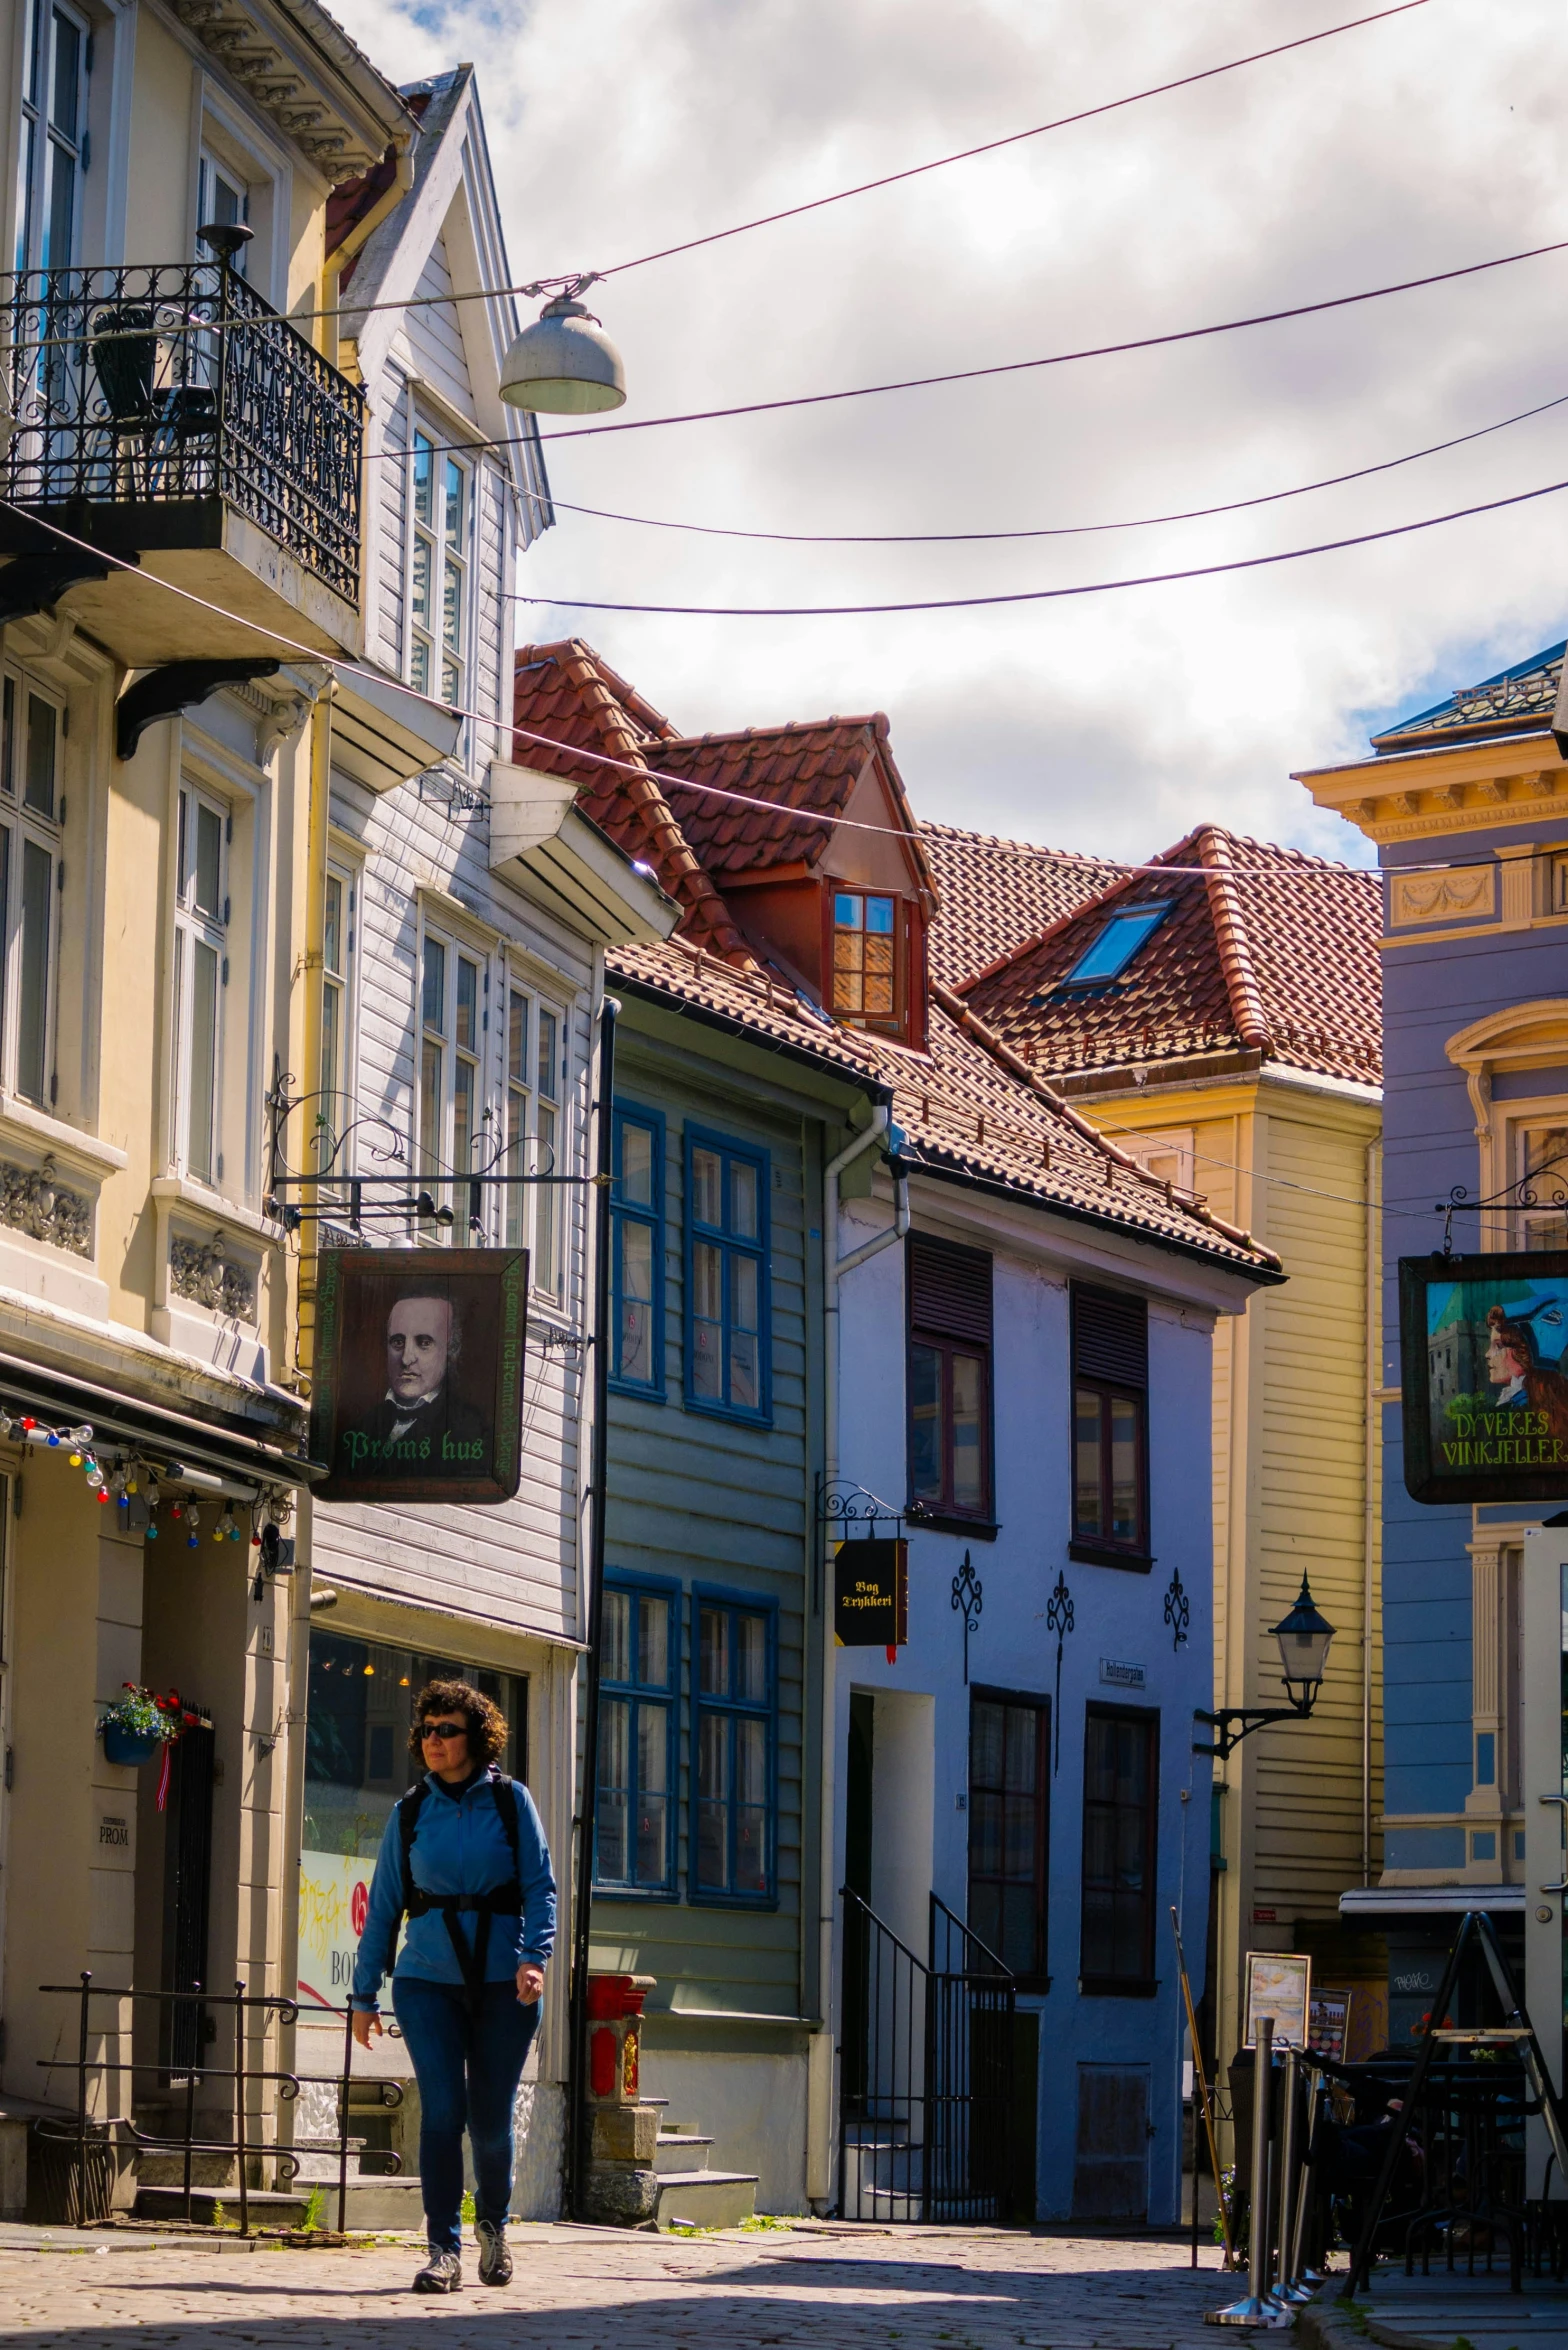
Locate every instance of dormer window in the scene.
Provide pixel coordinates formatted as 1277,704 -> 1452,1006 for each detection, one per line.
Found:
1061,903 -> 1170,990
831,891 -> 900,1032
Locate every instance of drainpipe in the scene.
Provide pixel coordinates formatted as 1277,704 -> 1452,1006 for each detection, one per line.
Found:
567,994 -> 617,2218
812,1106 -> 908,2203
1362,1136 -> 1381,1886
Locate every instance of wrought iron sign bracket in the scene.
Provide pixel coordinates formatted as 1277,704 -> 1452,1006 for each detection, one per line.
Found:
1436,1148 -> 1568,1256
814,1475 -> 902,1614
1192,1694 -> 1316,1762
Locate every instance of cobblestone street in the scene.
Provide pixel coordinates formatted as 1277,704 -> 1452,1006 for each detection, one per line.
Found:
0,2224 -> 1236,2350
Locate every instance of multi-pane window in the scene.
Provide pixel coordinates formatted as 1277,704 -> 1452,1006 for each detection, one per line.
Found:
831,890 -> 899,1030
503,979 -> 564,1299
409,429 -> 470,709
968,1689 -> 1050,1983
684,1131 -> 769,1420
1514,1121 -> 1568,1252
1080,1707 -> 1158,1990
417,928 -> 482,1238
1071,1285 -> 1149,1561
693,1593 -> 775,1903
595,1576 -> 676,1895
0,672 -> 62,1108
907,1231 -> 993,1521
611,1105 -> 663,1393
172,783 -> 228,1187
320,863 -> 356,1149
15,0 -> 88,273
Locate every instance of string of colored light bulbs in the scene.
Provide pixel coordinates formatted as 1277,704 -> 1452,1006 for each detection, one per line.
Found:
0,1408 -> 255,1545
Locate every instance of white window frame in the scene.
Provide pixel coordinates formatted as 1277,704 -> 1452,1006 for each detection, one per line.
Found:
1507,1107 -> 1568,1254
417,918 -> 487,1243
171,780 -> 229,1189
14,0 -> 89,273
1128,1127 -> 1195,1195
503,964 -> 566,1303
406,421 -> 473,716
320,853 -> 359,1163
196,146 -> 250,275
0,664 -> 64,1108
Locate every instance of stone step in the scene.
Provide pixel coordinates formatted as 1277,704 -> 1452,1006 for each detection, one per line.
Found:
654,2133 -> 713,2177
652,2169 -> 757,2232
135,2178 -> 426,2232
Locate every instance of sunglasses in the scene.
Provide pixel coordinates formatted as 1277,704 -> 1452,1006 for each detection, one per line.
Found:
420,1720 -> 468,1742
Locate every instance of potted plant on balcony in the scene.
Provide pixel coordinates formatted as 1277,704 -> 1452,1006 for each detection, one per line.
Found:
98,1684 -> 193,1767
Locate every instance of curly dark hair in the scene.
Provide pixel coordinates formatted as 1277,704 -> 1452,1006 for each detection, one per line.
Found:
407,1679 -> 508,1770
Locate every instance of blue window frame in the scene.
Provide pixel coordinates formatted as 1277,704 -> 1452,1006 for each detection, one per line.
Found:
1061,903 -> 1170,988
690,1587 -> 777,1906
683,1127 -> 771,1423
595,1572 -> 678,1897
611,1103 -> 664,1396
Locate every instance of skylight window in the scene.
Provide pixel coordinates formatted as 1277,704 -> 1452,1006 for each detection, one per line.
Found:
1061,904 -> 1170,988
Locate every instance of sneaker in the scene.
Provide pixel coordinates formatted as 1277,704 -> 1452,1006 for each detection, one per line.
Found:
475,2218 -> 513,2287
412,2246 -> 463,2294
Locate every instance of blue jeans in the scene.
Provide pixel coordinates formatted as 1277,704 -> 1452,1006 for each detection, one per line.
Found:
392,1976 -> 541,2253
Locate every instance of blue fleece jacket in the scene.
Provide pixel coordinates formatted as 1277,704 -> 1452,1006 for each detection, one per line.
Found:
349,1766 -> 556,2011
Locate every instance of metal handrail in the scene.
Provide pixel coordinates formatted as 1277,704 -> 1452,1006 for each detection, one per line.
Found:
36,1971 -> 400,2236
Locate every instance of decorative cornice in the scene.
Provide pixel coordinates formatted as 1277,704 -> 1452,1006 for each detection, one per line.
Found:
170,0 -> 391,179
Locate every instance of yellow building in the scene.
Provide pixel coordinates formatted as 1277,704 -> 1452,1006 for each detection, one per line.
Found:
957,824 -> 1386,2106
0,0 -> 422,2211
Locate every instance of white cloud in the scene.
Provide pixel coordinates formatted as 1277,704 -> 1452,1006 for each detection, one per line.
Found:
338,0 -> 1566,866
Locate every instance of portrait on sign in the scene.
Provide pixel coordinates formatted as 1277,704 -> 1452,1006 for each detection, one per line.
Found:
1400,1252 -> 1568,1504
311,1248 -> 528,1503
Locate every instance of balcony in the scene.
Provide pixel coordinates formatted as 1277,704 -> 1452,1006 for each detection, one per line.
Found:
0,263 -> 364,664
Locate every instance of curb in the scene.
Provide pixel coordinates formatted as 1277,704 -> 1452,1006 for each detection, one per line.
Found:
1297,2292 -> 1458,2350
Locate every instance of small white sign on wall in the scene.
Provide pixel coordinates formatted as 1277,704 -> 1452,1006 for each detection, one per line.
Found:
1099,1658 -> 1146,1689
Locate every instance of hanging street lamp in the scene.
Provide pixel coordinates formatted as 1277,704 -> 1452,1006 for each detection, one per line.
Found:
1194,1574 -> 1336,1762
500,274 -> 626,416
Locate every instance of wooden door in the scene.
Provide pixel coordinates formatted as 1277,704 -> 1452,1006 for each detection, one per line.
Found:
1071,2062 -> 1149,2220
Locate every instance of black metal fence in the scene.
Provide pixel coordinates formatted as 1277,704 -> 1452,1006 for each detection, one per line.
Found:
0,264 -> 364,604
35,1971 -> 400,2235
838,1887 -> 1017,2224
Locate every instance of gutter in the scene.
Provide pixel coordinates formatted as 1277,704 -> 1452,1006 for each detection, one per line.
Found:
812,1109 -> 909,2207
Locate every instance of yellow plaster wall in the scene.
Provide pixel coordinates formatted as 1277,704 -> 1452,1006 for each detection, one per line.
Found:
123,13 -> 198,267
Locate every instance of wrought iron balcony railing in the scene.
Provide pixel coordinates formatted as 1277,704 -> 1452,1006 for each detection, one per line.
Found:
0,263 -> 364,607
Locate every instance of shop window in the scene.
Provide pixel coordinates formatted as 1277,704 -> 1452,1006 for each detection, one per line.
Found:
595,1575 -> 677,1895
1071,1285 -> 1149,1565
684,1128 -> 770,1422
968,1688 -> 1050,1984
691,1590 -> 776,1905
611,1104 -> 663,1394
907,1230 -> 993,1526
1080,1705 -> 1158,1994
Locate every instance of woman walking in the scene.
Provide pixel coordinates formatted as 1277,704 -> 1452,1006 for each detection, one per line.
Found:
350,1679 -> 556,2293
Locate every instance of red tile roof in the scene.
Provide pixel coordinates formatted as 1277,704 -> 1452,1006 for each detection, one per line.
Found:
607,939 -> 1281,1277
643,718 -> 935,899
921,820 -> 1124,990
513,641 -> 751,964
961,825 -> 1381,1088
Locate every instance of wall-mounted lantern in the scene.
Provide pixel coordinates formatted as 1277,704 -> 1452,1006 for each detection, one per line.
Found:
1194,1575 -> 1335,1762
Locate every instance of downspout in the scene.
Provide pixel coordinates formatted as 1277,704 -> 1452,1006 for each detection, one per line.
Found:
567,994 -> 617,2218
320,145 -> 415,373
812,1106 -> 908,2205
1362,1135 -> 1381,1886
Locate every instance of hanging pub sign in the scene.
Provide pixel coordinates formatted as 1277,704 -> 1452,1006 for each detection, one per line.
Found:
1399,1251 -> 1568,1503
311,1248 -> 528,1503
834,1538 -> 908,1648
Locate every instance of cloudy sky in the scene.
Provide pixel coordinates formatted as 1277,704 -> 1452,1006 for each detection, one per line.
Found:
334,0 -> 1562,866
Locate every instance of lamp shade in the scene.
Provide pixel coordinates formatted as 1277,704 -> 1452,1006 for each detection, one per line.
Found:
1272,1575 -> 1335,1693
499,294 -> 626,415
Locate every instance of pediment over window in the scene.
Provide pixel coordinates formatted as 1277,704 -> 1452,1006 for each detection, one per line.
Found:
1446,1000 -> 1568,1077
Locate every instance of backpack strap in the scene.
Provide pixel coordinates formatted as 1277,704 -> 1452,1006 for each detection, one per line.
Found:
390,1781 -> 429,1970
396,1774 -> 526,2016
490,1773 -> 522,1873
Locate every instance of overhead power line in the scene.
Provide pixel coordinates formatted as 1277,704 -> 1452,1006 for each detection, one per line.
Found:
535,234 -> 1568,443
515,469 -> 1568,615
536,387 -> 1568,543
598,1 -> 1435,276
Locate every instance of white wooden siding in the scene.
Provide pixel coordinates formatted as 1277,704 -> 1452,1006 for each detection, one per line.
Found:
374,373 -> 409,676
406,234 -> 473,415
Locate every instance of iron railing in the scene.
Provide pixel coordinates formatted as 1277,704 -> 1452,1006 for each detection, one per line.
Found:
838,1887 -> 1017,2224
0,264 -> 363,604
35,1971 -> 399,2235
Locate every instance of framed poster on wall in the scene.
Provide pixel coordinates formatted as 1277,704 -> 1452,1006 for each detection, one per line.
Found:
1399,1252 -> 1568,1504
311,1247 -> 529,1502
